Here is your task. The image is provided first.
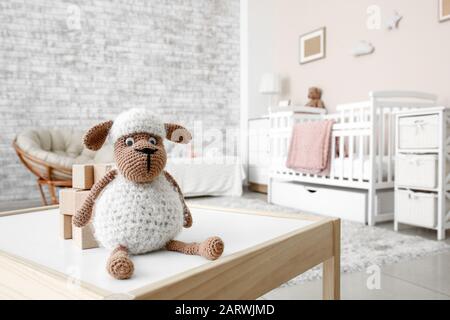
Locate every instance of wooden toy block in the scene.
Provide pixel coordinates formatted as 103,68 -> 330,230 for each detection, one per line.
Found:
61,214 -> 73,239
59,188 -> 90,216
93,163 -> 116,184
72,223 -> 98,250
72,164 -> 94,189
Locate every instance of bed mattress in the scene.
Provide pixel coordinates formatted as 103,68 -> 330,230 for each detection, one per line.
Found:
165,156 -> 245,197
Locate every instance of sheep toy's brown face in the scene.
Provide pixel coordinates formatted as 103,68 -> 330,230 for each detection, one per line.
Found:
83,116 -> 192,184
114,132 -> 166,183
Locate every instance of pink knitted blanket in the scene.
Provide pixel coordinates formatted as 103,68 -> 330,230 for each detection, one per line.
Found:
286,120 -> 335,174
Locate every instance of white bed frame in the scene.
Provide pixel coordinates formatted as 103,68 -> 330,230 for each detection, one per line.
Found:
268,91 -> 438,225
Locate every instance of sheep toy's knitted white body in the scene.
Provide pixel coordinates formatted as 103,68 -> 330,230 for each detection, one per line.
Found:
93,174 -> 184,255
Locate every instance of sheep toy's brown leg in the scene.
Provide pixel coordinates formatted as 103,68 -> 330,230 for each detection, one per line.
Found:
166,237 -> 224,260
107,246 -> 134,280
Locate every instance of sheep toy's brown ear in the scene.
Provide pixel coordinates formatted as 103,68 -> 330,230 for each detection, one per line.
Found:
165,123 -> 192,144
83,120 -> 113,151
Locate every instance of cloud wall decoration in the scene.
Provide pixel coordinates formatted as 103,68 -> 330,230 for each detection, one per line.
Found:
351,41 -> 375,57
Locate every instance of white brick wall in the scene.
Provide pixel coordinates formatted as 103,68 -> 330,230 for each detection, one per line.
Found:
0,0 -> 240,201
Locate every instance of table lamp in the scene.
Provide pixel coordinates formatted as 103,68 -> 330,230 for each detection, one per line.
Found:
259,73 -> 280,112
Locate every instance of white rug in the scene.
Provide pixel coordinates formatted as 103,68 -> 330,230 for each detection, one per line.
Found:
188,192 -> 450,285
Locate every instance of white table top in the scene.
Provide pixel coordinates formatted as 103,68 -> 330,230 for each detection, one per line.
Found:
0,207 -> 314,294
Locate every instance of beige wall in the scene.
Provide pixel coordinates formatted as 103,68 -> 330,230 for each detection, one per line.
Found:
248,0 -> 450,117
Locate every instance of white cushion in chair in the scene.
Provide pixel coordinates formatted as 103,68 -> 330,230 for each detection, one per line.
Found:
16,128 -> 114,179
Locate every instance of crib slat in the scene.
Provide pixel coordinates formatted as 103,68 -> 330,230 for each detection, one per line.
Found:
349,134 -> 354,180
349,109 -> 355,181
387,111 -> 392,183
378,109 -> 384,183
339,134 -> 344,180
331,133 -> 336,178
359,134 -> 364,181
359,107 -> 364,182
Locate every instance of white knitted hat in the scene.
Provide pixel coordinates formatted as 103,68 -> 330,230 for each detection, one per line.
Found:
110,108 -> 166,141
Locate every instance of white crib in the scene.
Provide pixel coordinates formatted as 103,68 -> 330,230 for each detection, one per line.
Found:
268,91 -> 438,225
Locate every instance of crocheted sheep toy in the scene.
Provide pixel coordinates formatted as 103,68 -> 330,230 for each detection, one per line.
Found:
72,108 -> 224,280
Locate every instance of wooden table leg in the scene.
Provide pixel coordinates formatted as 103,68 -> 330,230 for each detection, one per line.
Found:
323,219 -> 340,300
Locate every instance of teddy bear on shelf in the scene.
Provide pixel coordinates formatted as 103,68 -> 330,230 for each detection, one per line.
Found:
72,108 -> 224,280
305,87 -> 325,108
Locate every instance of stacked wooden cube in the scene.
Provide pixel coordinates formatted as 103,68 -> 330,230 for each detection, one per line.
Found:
60,163 -> 115,249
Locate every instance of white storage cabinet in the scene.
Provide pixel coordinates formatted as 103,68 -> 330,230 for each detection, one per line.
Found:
394,107 -> 449,240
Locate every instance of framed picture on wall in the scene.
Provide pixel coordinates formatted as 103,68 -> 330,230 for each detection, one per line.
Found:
439,0 -> 450,22
299,27 -> 326,65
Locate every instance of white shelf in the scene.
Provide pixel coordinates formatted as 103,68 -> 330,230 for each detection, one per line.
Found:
394,108 -> 449,240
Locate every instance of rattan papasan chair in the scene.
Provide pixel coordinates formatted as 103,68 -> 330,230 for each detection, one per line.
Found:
13,128 -> 113,205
